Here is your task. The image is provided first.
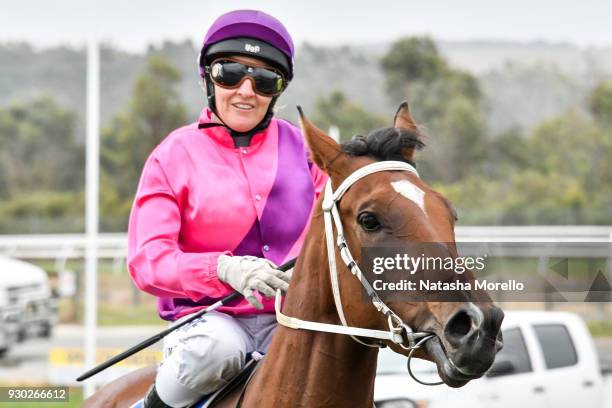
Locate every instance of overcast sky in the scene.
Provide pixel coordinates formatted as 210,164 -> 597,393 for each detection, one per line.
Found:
2,0 -> 611,52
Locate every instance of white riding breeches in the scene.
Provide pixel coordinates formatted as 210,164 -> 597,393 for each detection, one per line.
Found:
155,311 -> 276,408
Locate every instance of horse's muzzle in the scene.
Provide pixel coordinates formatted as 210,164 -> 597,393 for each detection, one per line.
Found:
432,303 -> 504,386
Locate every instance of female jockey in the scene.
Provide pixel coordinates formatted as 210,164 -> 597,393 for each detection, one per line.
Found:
127,10 -> 327,408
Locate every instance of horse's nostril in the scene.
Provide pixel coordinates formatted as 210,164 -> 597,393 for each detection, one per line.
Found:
445,310 -> 473,344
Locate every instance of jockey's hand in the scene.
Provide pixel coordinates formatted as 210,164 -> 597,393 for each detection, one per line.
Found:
216,255 -> 290,309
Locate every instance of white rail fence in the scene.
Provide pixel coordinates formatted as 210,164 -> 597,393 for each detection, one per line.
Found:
1,226 -> 612,261
0,226 -> 611,275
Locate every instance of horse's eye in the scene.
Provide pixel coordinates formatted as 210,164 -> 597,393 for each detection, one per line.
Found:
357,212 -> 382,232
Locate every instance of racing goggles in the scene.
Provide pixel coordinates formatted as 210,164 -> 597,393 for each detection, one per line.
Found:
206,59 -> 286,97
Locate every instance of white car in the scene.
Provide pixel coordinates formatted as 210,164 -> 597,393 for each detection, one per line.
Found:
0,256 -> 56,353
375,311 -> 607,408
0,285 -> 15,357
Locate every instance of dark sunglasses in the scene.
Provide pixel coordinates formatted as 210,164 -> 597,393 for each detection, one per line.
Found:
206,59 -> 286,97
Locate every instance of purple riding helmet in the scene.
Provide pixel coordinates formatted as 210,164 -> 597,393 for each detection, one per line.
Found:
198,10 -> 295,133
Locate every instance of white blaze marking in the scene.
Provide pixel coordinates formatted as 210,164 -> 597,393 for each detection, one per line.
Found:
391,180 -> 426,214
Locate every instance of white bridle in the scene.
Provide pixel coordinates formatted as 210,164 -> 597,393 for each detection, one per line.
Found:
275,161 -> 435,350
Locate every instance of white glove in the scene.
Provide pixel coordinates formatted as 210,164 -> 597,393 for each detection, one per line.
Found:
216,255 -> 290,309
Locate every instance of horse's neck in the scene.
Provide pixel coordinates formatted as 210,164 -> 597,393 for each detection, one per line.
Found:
242,214 -> 380,407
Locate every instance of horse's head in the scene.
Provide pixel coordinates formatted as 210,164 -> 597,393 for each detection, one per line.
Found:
299,103 -> 504,387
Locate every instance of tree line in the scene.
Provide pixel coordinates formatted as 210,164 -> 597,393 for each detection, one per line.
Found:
0,37 -> 611,232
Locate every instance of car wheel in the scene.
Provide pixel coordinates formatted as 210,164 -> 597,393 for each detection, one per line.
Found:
40,322 -> 53,338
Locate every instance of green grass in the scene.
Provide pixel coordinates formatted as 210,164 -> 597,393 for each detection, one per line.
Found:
43,258 -> 166,326
59,297 -> 163,326
97,302 -> 165,326
588,320 -> 612,338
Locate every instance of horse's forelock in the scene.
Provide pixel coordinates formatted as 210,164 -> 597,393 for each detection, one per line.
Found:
340,127 -> 424,166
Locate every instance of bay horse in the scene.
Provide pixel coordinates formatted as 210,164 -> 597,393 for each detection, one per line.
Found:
84,103 -> 504,407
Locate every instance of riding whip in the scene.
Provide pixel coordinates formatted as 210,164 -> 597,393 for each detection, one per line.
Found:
76,257 -> 296,382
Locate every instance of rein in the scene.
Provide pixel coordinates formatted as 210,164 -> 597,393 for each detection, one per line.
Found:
275,160 -> 443,386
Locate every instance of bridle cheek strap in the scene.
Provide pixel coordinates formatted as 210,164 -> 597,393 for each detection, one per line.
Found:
275,161 -> 432,350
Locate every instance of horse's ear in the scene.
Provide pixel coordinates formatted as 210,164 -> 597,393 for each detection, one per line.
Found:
298,106 -> 350,179
393,101 -> 422,163
393,101 -> 419,132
